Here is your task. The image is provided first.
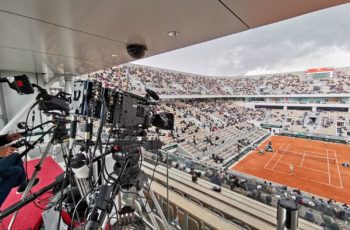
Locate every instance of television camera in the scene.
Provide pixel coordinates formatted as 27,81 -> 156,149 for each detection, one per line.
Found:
67,80 -> 174,229
70,80 -> 173,130
0,75 -> 174,230
0,74 -> 34,95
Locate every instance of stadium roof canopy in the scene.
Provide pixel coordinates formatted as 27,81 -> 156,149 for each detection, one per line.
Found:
0,0 -> 348,76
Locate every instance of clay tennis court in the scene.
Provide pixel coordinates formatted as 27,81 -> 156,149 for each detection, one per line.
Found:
232,135 -> 350,204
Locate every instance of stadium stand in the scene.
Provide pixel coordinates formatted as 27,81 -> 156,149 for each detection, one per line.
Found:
83,64 -> 350,229
87,64 -> 350,96
157,101 -> 269,167
270,109 -> 350,137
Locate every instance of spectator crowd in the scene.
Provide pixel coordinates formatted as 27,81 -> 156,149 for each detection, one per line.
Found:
86,64 -> 350,96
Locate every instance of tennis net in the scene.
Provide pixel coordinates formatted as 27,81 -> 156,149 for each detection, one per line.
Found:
277,149 -> 336,164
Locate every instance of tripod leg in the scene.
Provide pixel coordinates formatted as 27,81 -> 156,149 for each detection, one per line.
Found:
60,142 -> 69,165
8,141 -> 53,230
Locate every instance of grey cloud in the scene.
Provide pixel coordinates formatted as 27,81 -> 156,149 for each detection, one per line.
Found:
136,3 -> 350,76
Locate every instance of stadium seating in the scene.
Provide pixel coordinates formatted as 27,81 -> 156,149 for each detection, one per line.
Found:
157,101 -> 269,167
87,64 -> 350,228
271,110 -> 350,137
88,64 -> 350,96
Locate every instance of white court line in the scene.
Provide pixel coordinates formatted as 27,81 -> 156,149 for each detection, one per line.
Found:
272,144 -> 290,170
333,149 -> 344,189
300,151 -> 306,167
279,148 -> 335,160
264,143 -> 284,169
265,167 -> 342,189
302,166 -> 328,174
288,148 -> 328,157
327,149 -> 331,185
309,179 -> 341,189
304,150 -> 329,157
329,149 -> 336,154
278,161 -> 328,174
266,167 -> 292,175
290,144 -> 326,151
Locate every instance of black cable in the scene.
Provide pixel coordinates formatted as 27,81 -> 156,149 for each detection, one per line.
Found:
89,103 -> 106,189
56,116 -> 77,230
96,125 -> 111,184
86,128 -> 112,185
116,110 -> 143,178
100,98 -> 123,184
96,86 -> 144,189
66,92 -> 111,230
83,157 -> 131,229
24,100 -> 42,145
36,73 -> 45,134
106,104 -> 160,217
100,130 -> 115,183
143,132 -> 160,214
70,189 -> 91,229
126,128 -> 140,173
23,100 -> 57,209
30,189 -> 54,211
56,82 -> 164,228
101,99 -> 124,183
56,166 -> 70,230
86,95 -> 110,190
67,174 -> 83,226
111,199 -> 119,223
60,144 -> 68,165
113,157 -> 131,192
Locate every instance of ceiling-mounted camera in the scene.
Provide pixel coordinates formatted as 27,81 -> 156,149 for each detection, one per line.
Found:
126,44 -> 147,59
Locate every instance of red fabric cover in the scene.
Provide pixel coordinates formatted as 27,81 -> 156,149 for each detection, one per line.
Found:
0,156 -> 63,229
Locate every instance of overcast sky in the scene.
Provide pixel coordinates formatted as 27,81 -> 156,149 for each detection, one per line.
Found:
135,3 -> 350,76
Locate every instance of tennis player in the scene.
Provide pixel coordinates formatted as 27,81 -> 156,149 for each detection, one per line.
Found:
289,164 -> 294,175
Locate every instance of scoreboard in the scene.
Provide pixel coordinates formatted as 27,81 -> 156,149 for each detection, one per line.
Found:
306,67 -> 334,78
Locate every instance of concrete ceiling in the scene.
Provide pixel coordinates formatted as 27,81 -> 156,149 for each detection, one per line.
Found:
0,0 -> 348,76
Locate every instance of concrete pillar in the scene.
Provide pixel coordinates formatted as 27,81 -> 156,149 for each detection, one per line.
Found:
0,102 -> 33,134
312,106 -> 317,112
64,76 -> 74,94
0,84 -> 8,125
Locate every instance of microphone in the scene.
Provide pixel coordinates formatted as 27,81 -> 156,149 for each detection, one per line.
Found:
146,89 -> 160,101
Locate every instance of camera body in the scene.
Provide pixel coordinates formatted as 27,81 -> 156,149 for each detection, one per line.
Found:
70,80 -> 174,130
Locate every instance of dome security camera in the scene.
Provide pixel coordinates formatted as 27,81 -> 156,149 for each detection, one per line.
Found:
126,44 -> 147,59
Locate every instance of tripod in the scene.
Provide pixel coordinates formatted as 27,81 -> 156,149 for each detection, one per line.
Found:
7,125 -> 69,230
0,174 -> 64,220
